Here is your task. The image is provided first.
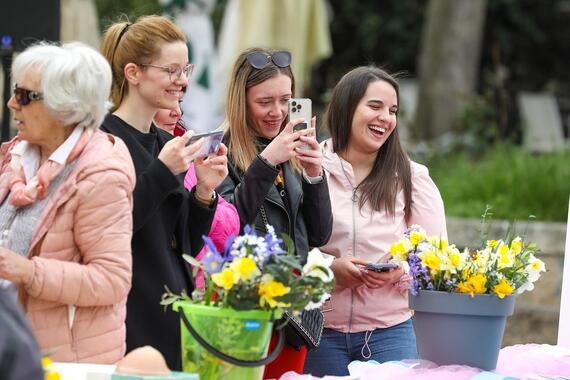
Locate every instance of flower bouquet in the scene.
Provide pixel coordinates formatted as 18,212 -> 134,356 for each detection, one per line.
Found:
388,219 -> 545,370
162,225 -> 334,380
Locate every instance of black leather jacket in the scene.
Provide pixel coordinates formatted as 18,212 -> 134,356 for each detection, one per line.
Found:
217,144 -> 333,262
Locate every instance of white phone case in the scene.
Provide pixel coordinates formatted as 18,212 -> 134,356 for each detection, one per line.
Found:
288,98 -> 312,130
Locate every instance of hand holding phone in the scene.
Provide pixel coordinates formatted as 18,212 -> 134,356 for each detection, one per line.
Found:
365,262 -> 399,273
186,130 -> 224,158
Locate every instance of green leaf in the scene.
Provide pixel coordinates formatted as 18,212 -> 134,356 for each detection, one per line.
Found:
183,254 -> 202,268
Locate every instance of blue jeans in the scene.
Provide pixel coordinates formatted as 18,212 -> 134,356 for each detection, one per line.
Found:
303,319 -> 418,377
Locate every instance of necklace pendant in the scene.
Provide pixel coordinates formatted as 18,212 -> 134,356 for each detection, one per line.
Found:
351,189 -> 358,203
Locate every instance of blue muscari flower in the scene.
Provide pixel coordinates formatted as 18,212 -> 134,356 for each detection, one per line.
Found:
243,224 -> 255,236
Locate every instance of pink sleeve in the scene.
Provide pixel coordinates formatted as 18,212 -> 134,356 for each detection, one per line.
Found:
409,162 -> 448,240
208,196 -> 240,252
184,163 -> 198,190
183,164 -> 239,252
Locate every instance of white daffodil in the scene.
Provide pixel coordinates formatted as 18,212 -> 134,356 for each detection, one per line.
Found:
302,248 -> 334,282
526,255 -> 546,282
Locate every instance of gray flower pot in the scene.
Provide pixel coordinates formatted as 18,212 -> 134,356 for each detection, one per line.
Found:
409,290 -> 516,370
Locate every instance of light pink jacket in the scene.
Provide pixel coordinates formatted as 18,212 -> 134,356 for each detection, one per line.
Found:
320,139 -> 447,333
184,164 -> 239,287
0,131 -> 135,363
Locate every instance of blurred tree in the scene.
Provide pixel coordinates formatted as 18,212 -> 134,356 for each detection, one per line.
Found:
307,0 -> 426,109
413,0 -> 487,140
96,0 -> 161,31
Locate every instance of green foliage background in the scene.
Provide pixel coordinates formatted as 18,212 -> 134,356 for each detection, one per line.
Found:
95,0 -> 569,222
423,145 -> 570,222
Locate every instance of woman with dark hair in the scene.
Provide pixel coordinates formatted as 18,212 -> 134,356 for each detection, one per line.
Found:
303,66 -> 447,377
216,47 -> 333,378
100,15 -> 228,369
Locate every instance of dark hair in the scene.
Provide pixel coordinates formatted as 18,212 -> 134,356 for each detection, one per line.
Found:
326,66 -> 412,221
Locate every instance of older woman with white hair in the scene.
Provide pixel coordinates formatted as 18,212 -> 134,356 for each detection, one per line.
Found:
0,42 -> 136,363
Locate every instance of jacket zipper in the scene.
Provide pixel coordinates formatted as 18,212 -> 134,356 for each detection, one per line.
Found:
264,197 -> 292,236
348,189 -> 357,332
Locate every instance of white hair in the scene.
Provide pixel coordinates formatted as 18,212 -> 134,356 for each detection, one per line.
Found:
11,42 -> 113,129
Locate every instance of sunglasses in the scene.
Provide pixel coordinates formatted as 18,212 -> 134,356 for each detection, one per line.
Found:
246,51 -> 291,69
13,84 -> 43,106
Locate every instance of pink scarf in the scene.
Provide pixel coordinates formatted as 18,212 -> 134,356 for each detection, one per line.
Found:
8,130 -> 92,207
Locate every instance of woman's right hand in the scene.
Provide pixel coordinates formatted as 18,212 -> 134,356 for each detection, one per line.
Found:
330,256 -> 368,289
259,118 -> 311,166
158,130 -> 205,175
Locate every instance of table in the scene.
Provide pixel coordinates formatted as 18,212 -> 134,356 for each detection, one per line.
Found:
277,344 -> 570,380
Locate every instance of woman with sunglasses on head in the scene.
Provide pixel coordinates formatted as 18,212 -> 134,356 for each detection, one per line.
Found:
216,47 -> 333,378
153,104 -> 239,289
0,42 -> 135,363
100,15 -> 228,370
303,66 -> 447,377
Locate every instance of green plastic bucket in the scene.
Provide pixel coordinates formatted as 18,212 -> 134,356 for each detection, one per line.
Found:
173,302 -> 283,380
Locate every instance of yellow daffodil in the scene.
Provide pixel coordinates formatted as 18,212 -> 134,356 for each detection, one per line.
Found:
487,240 -> 499,249
42,357 -> 54,369
423,251 -> 442,271
229,257 -> 260,282
493,278 -> 514,298
212,268 -> 236,290
510,237 -> 523,255
258,275 -> 291,308
410,230 -> 426,246
457,274 -> 487,297
45,372 -> 61,380
497,245 -> 514,269
390,239 -> 412,261
428,236 -> 448,249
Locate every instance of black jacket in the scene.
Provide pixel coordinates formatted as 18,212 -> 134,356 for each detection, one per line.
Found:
0,288 -> 43,380
101,114 -> 216,370
217,148 -> 333,263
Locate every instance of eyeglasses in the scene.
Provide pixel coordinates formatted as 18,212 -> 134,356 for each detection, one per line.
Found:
13,84 -> 43,106
173,118 -> 187,137
138,63 -> 194,82
246,51 -> 291,69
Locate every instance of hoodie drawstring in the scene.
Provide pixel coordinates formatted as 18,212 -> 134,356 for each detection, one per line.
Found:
361,330 -> 374,359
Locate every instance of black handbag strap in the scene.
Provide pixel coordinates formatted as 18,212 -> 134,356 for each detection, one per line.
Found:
179,309 -> 285,367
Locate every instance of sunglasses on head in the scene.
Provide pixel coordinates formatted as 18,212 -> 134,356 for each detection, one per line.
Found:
13,84 -> 43,106
246,51 -> 291,70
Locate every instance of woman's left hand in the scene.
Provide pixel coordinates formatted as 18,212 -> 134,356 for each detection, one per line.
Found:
194,143 -> 229,203
360,267 -> 404,289
0,247 -> 33,285
295,117 -> 323,178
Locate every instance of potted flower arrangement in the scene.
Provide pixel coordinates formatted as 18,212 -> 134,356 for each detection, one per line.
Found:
389,221 -> 546,370
161,225 -> 335,380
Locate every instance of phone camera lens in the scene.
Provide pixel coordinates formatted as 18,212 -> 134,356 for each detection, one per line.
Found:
291,101 -> 297,106
297,104 -> 302,110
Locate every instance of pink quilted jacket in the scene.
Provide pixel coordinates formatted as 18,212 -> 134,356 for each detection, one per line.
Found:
0,131 -> 135,364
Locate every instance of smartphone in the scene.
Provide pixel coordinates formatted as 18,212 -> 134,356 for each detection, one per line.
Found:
288,98 -> 312,131
187,130 -> 224,158
365,262 -> 399,273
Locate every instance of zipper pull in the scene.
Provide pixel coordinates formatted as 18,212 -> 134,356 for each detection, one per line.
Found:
351,188 -> 358,203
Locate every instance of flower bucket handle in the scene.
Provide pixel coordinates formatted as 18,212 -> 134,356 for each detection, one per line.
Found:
178,309 -> 285,367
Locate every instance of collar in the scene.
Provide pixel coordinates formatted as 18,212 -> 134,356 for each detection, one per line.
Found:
11,125 -> 84,182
